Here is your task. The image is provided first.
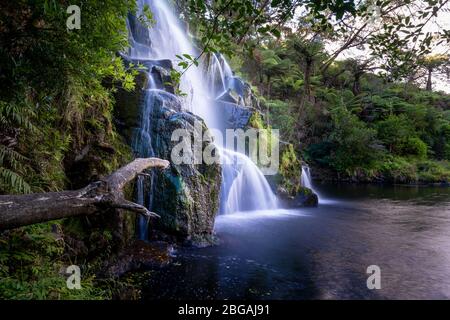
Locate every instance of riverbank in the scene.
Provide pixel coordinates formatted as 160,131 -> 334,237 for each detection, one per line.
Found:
309,160 -> 450,186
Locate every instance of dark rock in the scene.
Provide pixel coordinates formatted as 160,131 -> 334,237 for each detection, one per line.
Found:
127,13 -> 151,47
215,100 -> 257,130
114,71 -> 148,144
114,74 -> 222,246
149,103 -> 222,246
277,186 -> 318,207
150,64 -> 175,93
293,187 -> 319,207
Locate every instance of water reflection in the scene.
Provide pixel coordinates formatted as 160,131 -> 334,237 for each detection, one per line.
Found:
139,185 -> 450,299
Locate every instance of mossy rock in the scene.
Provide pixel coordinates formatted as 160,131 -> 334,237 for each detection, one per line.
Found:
149,105 -> 222,246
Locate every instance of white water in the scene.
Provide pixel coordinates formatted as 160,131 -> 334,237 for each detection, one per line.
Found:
301,165 -> 313,189
220,149 -> 277,214
207,53 -> 234,98
301,165 -> 331,204
132,75 -> 181,239
128,0 -> 278,219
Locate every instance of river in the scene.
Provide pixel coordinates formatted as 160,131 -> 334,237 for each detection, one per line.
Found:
136,184 -> 450,299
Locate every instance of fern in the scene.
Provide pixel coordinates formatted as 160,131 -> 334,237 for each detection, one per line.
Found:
0,100 -> 35,194
0,167 -> 31,194
0,145 -> 27,170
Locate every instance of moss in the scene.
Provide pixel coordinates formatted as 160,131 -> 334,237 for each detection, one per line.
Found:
279,143 -> 302,195
248,111 -> 265,129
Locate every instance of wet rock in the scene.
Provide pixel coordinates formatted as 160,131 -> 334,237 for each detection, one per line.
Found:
150,63 -> 175,93
277,186 -> 318,207
216,89 -> 240,105
149,103 -> 222,246
292,187 -> 319,207
127,13 -> 151,47
114,74 -> 222,246
215,100 -> 257,130
228,77 -> 260,109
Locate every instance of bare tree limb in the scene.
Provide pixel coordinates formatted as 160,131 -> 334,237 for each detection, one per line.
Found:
0,157 -> 169,230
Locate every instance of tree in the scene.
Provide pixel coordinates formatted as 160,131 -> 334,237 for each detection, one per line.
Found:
419,55 -> 449,91
342,58 -> 375,95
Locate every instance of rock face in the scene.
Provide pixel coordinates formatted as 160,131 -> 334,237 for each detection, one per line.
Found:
215,100 -> 257,130
149,103 -> 221,246
127,13 -> 151,47
114,63 -> 221,246
227,76 -> 260,110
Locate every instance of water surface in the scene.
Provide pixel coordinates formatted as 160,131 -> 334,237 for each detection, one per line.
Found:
140,184 -> 450,299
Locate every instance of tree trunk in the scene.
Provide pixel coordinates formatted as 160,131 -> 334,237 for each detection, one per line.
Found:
303,61 -> 312,101
426,68 -> 433,91
0,157 -> 170,230
352,73 -> 362,95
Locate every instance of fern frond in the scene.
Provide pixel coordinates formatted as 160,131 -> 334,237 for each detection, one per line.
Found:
0,167 -> 31,194
0,145 -> 28,169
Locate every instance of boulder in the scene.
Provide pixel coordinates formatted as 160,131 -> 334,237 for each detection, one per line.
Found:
114,75 -> 221,246
276,185 -> 318,207
291,187 -> 319,207
150,108 -> 222,246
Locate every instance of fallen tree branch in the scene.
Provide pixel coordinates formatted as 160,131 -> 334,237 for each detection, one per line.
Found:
0,157 -> 170,230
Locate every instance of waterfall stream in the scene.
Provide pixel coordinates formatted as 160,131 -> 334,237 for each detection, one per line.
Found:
301,165 -> 313,190
127,0 -> 278,235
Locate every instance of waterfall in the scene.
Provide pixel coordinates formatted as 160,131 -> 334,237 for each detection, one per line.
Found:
131,71 -> 181,239
127,0 -> 278,220
301,165 -> 325,203
220,149 -> 277,214
207,53 -> 233,98
301,165 -> 313,190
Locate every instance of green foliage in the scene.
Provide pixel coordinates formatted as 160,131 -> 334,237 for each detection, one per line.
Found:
327,106 -> 382,175
234,30 -> 450,183
265,99 -> 295,140
0,0 -> 137,299
0,223 -> 110,300
279,144 -> 301,195
0,99 -> 35,194
376,115 -> 415,153
0,0 -> 137,194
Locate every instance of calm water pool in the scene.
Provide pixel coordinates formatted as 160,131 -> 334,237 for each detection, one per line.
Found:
138,184 -> 450,299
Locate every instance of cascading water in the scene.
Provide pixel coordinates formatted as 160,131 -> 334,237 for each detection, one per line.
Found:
131,71 -> 181,239
301,165 -> 325,203
207,53 -> 233,98
219,149 -> 277,214
127,0 -> 278,222
301,165 -> 313,190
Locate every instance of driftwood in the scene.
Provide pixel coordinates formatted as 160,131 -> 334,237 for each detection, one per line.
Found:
0,158 -> 170,230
